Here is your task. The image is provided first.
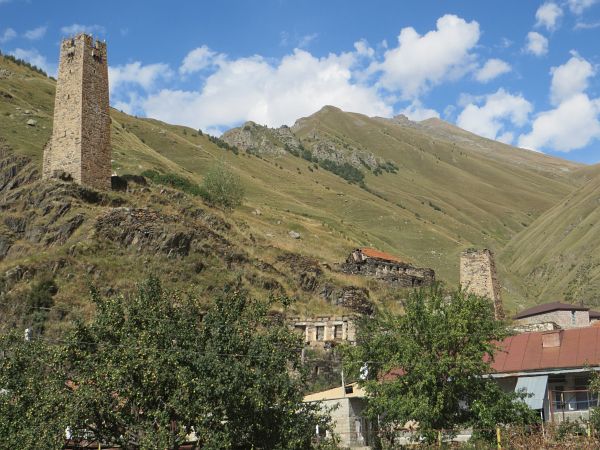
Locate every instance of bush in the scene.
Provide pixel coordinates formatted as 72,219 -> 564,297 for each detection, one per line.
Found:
141,170 -> 203,196
199,162 -> 245,209
319,160 -> 365,184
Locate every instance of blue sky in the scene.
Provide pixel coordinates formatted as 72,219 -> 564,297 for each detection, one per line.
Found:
1,0 -> 600,163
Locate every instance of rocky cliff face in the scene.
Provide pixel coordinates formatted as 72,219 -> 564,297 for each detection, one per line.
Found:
221,119 -> 389,173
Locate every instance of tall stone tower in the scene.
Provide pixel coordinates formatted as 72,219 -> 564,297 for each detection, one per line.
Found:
43,34 -> 111,190
460,249 -> 505,320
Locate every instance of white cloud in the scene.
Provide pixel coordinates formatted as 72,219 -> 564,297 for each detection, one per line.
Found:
497,131 -> 515,144
24,26 -> 47,40
0,27 -> 16,44
574,21 -> 600,29
179,46 -> 221,75
518,94 -> 600,151
475,58 -> 511,83
568,0 -> 598,14
399,100 -> 440,121
297,33 -> 318,49
353,39 -> 374,58
524,31 -> 549,56
371,14 -> 480,99
535,3 -> 563,31
9,48 -> 56,76
550,54 -> 595,105
108,62 -> 173,94
141,48 -> 392,131
60,24 -> 106,36
456,89 -> 532,142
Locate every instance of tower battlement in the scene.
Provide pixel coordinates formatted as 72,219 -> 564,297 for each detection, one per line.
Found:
43,33 -> 111,190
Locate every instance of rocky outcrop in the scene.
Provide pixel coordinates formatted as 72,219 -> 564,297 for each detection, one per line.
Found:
276,252 -> 323,292
320,283 -> 374,315
221,121 -> 290,156
94,207 -> 231,258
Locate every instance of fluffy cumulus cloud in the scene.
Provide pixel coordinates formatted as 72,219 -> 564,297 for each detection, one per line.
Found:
0,27 -> 16,44
456,89 -> 532,143
24,26 -> 47,40
535,2 -> 563,31
60,24 -> 106,36
399,100 -> 439,121
179,46 -> 222,75
518,54 -> 600,152
475,58 -> 511,83
142,49 -> 392,131
108,62 -> 173,94
371,14 -> 480,99
9,48 -> 56,76
518,94 -> 600,151
550,54 -> 595,105
525,31 -> 549,55
568,0 -> 598,14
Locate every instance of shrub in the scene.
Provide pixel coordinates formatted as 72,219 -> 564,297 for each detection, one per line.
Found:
199,162 -> 245,209
141,170 -> 203,196
318,160 -> 365,184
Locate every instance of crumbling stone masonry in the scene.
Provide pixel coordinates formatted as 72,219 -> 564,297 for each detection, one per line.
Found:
43,34 -> 111,190
460,249 -> 504,320
342,248 -> 435,288
291,316 -> 356,348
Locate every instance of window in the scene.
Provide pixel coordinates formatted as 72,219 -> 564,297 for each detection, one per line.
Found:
316,326 -> 325,341
553,386 -> 565,411
334,324 -> 343,340
571,311 -> 577,326
294,325 -> 306,340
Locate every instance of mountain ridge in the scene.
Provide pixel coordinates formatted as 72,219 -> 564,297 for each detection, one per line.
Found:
0,53 -> 595,315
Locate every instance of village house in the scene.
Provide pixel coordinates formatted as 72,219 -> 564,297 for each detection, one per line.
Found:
512,301 -> 600,330
342,248 -> 435,288
303,383 -> 372,448
491,326 -> 600,423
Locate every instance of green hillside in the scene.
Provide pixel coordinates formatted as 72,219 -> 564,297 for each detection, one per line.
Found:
501,167 -> 600,310
0,53 -> 590,315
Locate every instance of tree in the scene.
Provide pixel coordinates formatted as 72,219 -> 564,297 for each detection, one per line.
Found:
344,285 -> 538,445
200,162 -> 245,209
0,277 -> 331,449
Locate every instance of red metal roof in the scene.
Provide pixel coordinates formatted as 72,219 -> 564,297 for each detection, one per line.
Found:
491,327 -> 600,374
513,301 -> 589,320
359,247 -> 406,264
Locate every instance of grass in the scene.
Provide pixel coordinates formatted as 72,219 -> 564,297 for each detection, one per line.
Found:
0,54 -> 593,312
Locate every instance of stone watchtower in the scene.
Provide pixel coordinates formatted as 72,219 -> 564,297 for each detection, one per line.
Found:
460,249 -> 505,320
43,34 -> 111,190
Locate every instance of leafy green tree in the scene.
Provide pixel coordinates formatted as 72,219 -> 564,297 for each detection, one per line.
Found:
200,162 -> 245,209
344,285 -> 538,445
0,277 -> 331,449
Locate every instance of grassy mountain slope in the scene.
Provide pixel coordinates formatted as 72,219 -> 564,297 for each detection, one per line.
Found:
0,54 -> 589,314
501,169 -> 600,310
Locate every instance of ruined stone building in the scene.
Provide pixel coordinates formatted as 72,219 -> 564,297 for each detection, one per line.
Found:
291,316 -> 356,348
460,248 -> 504,320
43,34 -> 111,190
342,247 -> 435,288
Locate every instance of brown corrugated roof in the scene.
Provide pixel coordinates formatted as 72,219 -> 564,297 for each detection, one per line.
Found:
589,310 -> 600,319
359,247 -> 406,264
513,302 -> 589,320
491,327 -> 600,374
